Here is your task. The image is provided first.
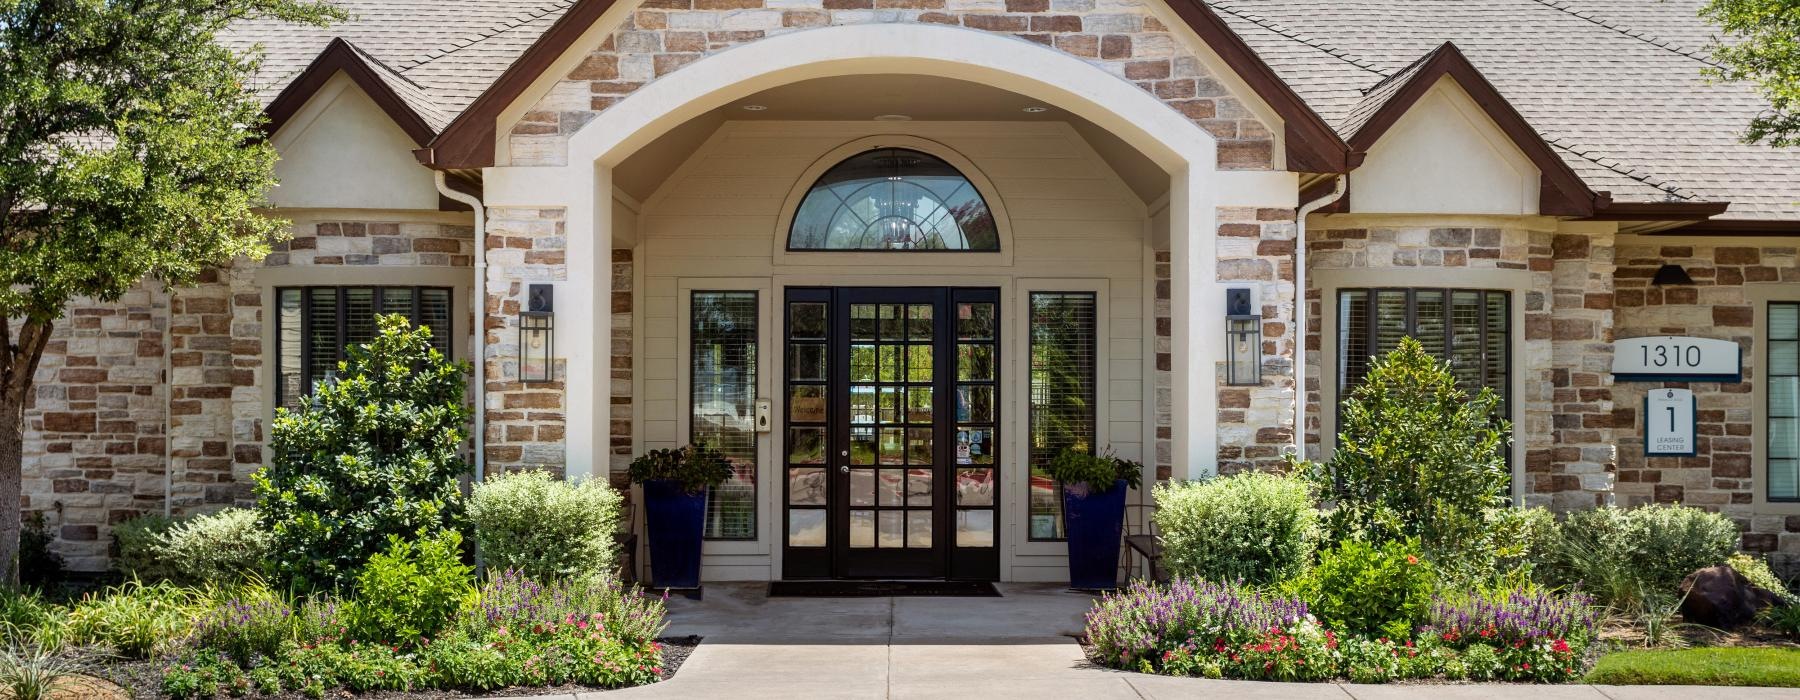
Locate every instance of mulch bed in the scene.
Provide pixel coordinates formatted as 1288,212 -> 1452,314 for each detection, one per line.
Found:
97,635 -> 702,700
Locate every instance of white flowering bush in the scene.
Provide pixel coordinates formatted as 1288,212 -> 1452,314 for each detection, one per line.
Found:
468,470 -> 623,580
157,508 -> 273,584
1153,471 -> 1320,585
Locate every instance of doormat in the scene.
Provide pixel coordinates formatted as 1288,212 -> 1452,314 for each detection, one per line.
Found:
769,580 -> 1001,598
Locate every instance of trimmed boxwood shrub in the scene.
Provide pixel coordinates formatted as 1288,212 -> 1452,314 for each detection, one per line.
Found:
468,469 -> 623,580
1153,472 -> 1319,585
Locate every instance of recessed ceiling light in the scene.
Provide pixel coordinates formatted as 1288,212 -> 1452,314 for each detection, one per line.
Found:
741,104 -> 767,111
873,114 -> 913,121
1022,106 -> 1049,113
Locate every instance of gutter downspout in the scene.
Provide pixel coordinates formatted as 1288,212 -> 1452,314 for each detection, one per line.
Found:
435,172 -> 487,484
1293,177 -> 1347,460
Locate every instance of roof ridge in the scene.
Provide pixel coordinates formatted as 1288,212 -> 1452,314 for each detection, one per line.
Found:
1208,1 -> 1386,78
1525,0 -> 1719,67
1357,45 -> 1438,97
340,39 -> 429,91
402,0 -> 577,71
1545,136 -> 1698,201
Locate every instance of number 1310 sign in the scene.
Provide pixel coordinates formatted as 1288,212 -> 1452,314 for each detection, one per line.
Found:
1644,388 -> 1696,457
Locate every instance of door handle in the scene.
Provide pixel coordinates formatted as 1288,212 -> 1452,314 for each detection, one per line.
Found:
840,465 -> 850,474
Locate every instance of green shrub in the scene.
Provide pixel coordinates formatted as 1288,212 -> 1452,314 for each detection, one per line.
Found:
1540,504 -> 1738,609
67,581 -> 203,658
1302,337 -> 1510,568
468,470 -> 623,581
157,508 -> 272,585
0,589 -> 66,651
346,531 -> 472,645
18,513 -> 63,590
627,445 -> 733,493
255,314 -> 473,591
1626,503 -> 1739,593
111,513 -> 177,582
1046,448 -> 1143,493
1481,505 -> 1556,576
1153,472 -> 1318,585
1731,553 -> 1796,603
1289,538 -> 1436,639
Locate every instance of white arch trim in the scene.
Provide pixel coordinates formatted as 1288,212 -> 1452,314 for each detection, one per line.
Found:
481,22 -> 1301,486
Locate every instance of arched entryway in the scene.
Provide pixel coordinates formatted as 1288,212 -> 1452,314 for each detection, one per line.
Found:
481,23 -> 1297,581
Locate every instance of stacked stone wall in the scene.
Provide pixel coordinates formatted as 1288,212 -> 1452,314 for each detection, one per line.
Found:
507,0 -> 1276,172
23,217 -> 476,571
1614,242 -> 1800,553
1303,224 -> 1618,511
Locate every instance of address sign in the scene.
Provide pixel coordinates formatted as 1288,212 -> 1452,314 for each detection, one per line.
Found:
1611,336 -> 1741,382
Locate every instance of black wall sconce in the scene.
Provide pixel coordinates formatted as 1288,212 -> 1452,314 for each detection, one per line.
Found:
1651,264 -> 1695,286
1225,287 -> 1262,386
520,283 -> 554,383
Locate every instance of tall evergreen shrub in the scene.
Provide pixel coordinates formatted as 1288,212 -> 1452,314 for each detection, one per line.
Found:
254,315 -> 472,590
1309,337 -> 1510,568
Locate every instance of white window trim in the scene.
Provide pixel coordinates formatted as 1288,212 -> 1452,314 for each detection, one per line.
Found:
1746,287 -> 1800,515
1312,267 -> 1530,503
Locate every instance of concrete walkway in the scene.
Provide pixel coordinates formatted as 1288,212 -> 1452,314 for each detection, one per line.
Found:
509,583 -> 1800,699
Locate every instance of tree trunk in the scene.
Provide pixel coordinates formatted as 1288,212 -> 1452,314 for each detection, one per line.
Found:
0,390 -> 21,586
2,317 -> 51,586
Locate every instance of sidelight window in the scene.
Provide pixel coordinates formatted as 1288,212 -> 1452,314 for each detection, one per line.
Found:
692,292 -> 759,540
1026,292 -> 1098,541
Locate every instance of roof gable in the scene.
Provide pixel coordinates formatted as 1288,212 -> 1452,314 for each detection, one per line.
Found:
264,38 -> 439,147
419,0 -> 1358,172
1342,42 -> 1602,217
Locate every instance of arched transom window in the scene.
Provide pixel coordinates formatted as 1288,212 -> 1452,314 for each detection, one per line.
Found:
788,148 -> 999,251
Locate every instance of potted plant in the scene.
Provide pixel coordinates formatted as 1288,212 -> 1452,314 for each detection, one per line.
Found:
1048,448 -> 1143,590
628,445 -> 732,589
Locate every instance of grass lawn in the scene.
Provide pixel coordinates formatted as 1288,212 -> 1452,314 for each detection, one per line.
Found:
1585,647 -> 1800,687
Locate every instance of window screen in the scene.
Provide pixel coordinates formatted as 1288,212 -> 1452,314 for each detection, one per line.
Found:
692,292 -> 759,539
1027,292 -> 1097,541
1769,303 -> 1800,501
1337,288 -> 1510,422
274,286 -> 453,410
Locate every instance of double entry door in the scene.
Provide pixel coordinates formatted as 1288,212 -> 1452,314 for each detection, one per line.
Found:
782,287 -> 1001,580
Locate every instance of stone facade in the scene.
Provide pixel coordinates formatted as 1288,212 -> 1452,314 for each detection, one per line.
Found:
1614,242 -> 1800,554
1213,207 -> 1300,475
507,0 -> 1276,172
23,218 -> 476,571
21,289 -> 171,571
1303,223 -> 1619,512
610,249 -> 636,488
482,207 -> 571,476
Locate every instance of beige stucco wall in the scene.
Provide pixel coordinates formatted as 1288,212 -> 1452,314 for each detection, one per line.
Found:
1349,77 -> 1542,216
268,73 -> 441,211
629,119 -> 1151,581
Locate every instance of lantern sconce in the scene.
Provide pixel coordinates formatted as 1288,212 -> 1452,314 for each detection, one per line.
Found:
520,284 -> 554,383
1225,287 -> 1262,386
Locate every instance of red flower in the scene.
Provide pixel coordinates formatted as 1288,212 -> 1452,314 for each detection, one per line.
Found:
1552,639 -> 1571,653
1405,555 -> 1419,565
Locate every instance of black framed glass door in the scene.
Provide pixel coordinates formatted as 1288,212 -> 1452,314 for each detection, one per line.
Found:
782,287 -> 1000,580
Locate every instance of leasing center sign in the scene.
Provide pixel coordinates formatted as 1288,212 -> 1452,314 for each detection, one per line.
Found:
1612,336 -> 1742,382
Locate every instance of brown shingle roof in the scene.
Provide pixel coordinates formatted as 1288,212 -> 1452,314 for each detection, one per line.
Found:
231,1 -> 1798,222
1212,0 -> 1799,221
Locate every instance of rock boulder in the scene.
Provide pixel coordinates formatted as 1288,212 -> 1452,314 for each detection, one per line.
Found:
1679,565 -> 1782,628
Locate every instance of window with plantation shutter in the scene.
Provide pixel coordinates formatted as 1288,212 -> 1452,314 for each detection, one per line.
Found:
1337,287 -> 1510,425
692,291 -> 759,540
1027,292 -> 1097,541
274,286 -> 453,411
1768,302 -> 1800,502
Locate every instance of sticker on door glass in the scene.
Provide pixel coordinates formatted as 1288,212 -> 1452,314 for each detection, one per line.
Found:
956,430 -> 972,464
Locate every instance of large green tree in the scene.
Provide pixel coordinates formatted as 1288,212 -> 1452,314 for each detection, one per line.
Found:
1703,0 -> 1800,145
0,0 -> 340,584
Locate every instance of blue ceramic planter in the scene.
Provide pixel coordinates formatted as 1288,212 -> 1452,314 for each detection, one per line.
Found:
1062,479 -> 1128,590
642,479 -> 706,589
